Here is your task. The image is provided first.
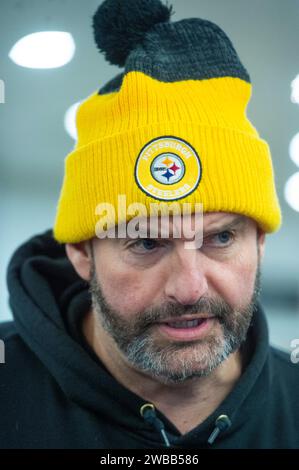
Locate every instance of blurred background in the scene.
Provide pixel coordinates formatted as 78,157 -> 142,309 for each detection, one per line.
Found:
0,0 -> 299,352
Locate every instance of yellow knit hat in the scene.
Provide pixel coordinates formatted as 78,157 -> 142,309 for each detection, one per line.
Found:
53,0 -> 282,243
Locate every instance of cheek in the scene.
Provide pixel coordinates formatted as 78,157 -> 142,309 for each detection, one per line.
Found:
210,250 -> 258,309
97,265 -> 164,316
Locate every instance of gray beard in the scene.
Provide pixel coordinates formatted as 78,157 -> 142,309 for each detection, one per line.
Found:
89,253 -> 261,385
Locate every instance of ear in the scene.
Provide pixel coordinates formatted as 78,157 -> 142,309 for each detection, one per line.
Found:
257,227 -> 266,261
65,241 -> 92,281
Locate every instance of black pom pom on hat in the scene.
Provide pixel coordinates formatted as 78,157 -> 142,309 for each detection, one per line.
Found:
92,0 -> 174,67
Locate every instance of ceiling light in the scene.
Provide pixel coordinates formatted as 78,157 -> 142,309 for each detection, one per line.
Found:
284,172 -> 299,212
289,133 -> 299,167
9,31 -> 75,69
64,101 -> 81,140
291,75 -> 299,104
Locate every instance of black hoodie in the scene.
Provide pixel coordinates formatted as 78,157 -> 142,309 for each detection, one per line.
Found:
1,229 -> 299,449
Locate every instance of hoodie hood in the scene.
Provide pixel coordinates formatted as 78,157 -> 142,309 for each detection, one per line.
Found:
6,229 -> 273,448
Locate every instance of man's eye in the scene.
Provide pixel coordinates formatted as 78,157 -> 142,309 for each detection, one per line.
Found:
129,239 -> 161,253
206,230 -> 235,246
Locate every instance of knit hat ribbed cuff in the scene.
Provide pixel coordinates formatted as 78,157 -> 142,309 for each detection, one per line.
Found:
54,121 -> 281,243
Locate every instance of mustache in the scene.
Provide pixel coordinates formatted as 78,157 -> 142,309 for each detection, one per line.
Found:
139,296 -> 233,326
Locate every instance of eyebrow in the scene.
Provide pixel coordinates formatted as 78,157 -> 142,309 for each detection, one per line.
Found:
203,215 -> 247,234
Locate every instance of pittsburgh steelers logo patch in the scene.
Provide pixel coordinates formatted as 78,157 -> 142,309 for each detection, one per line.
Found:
135,136 -> 202,200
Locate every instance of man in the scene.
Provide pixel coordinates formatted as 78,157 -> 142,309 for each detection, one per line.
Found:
67,210 -> 265,438
1,0 -> 299,449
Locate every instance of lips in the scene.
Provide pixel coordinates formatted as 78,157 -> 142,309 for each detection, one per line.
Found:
166,318 -> 205,329
156,317 -> 215,341
157,315 -> 215,324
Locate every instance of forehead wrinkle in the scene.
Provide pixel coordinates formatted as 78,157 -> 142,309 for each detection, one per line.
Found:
204,214 -> 248,232
119,213 -> 248,242
157,213 -> 247,238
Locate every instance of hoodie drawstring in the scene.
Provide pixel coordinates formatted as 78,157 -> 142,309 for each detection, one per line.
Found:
207,414 -> 232,445
140,403 -> 231,448
140,403 -> 171,447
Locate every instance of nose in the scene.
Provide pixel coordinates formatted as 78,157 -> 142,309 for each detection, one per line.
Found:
164,247 -> 208,305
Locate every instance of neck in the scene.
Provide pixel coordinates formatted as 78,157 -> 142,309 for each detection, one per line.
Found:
82,308 -> 245,435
